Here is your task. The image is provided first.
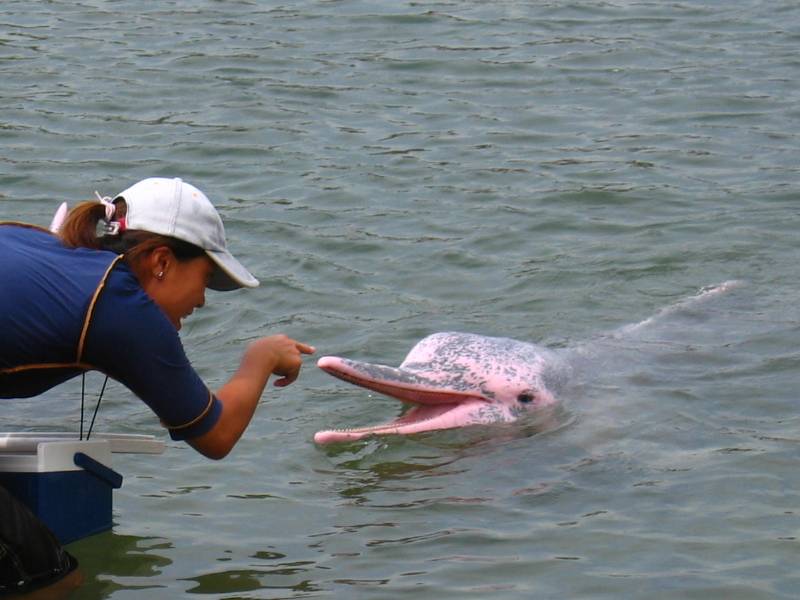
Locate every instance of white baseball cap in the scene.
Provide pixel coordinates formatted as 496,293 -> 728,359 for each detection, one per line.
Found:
114,177 -> 259,291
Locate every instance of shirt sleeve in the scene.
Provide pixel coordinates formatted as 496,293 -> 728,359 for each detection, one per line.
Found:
82,266 -> 222,440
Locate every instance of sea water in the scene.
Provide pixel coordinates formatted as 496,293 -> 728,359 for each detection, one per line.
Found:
1,1 -> 799,598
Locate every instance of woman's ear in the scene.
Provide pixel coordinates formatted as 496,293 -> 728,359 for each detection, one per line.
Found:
147,246 -> 174,281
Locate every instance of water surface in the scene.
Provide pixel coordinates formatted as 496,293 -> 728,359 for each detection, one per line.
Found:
2,1 -> 799,598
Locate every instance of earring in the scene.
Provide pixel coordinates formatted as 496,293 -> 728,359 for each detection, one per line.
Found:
156,271 -> 164,280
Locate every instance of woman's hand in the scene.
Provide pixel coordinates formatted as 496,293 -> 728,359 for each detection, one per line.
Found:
244,335 -> 316,387
188,334 -> 315,459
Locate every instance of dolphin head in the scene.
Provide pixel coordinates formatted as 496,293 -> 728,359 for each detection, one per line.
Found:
314,332 -> 564,444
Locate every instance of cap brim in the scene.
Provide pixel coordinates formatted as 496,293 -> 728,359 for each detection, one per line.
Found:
206,249 -> 260,291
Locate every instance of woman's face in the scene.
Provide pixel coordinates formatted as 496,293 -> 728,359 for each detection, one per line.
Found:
144,252 -> 215,330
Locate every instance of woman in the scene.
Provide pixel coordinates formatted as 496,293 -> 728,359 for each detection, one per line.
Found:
0,177 -> 314,598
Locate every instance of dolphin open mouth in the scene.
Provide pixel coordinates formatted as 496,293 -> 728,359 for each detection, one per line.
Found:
314,356 -> 488,444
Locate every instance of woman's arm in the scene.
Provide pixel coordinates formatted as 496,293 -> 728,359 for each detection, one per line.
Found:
187,335 -> 315,459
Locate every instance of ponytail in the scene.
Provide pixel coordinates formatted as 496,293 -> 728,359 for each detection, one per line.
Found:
58,201 -> 109,250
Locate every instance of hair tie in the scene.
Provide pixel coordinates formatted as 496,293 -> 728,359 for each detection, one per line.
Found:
94,191 -> 116,221
94,191 -> 125,235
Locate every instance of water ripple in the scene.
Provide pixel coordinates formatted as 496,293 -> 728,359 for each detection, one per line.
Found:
3,1 -> 800,598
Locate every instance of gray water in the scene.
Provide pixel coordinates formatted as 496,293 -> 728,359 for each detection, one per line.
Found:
2,1 -> 799,598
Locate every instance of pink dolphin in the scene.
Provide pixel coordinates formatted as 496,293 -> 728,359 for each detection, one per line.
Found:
314,332 -> 568,444
313,282 -> 742,444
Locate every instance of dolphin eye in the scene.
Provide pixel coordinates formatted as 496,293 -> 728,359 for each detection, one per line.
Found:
517,392 -> 535,404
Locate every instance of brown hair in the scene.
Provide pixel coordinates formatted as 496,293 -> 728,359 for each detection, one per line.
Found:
59,200 -> 206,281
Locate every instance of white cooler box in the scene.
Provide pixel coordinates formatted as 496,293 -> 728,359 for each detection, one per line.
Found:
0,433 -> 164,544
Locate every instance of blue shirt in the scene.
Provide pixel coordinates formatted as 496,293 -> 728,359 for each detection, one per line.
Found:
0,224 -> 221,440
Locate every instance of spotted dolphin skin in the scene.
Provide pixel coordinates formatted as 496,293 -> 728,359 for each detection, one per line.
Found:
314,332 -> 569,444
313,281 -> 741,445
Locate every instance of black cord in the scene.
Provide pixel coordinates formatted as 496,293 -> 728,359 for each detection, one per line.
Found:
79,373 -> 108,440
80,373 -> 86,440
86,376 -> 109,440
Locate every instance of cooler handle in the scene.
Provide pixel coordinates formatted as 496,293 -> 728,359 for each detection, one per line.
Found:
73,452 -> 123,489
